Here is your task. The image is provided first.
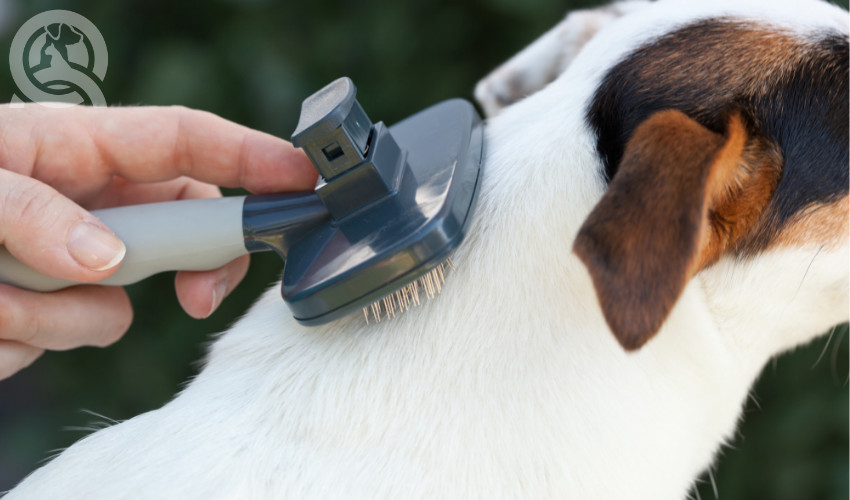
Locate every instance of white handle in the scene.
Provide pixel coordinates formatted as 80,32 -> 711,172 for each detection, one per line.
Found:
0,196 -> 248,292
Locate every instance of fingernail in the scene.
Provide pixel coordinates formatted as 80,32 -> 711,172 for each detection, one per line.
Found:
208,279 -> 228,318
67,221 -> 126,271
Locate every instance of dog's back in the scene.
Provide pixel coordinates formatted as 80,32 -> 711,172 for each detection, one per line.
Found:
8,1 -> 848,498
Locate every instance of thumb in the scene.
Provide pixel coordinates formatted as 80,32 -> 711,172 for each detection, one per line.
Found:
0,169 -> 125,282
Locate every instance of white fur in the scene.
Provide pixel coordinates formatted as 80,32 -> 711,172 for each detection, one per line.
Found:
8,1 -> 848,498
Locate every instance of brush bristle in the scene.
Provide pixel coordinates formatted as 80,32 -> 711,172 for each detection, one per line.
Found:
363,257 -> 456,324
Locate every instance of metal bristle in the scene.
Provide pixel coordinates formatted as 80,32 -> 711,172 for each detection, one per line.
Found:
363,257 -> 455,324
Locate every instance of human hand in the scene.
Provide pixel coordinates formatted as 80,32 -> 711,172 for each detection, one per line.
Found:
0,105 -> 317,380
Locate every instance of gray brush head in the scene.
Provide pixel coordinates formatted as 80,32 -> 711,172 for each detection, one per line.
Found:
284,77 -> 484,325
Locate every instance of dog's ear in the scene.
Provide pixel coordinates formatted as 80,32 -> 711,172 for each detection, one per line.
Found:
474,1 -> 651,117
574,109 -> 779,351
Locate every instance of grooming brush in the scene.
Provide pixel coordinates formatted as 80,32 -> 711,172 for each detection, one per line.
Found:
0,77 -> 484,325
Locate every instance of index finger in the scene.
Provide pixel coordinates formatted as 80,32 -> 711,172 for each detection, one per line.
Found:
10,105 -> 318,195
88,106 -> 318,193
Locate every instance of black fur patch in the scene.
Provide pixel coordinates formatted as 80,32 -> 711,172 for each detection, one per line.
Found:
586,20 -> 849,250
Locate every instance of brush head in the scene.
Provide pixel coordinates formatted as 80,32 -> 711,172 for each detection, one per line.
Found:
284,78 -> 484,325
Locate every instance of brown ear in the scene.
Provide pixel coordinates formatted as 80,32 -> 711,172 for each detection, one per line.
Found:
573,109 -> 779,351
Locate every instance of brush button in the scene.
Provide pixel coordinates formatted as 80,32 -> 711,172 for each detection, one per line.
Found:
292,77 -> 373,181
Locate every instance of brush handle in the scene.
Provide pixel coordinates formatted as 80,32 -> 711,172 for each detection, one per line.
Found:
0,197 -> 248,292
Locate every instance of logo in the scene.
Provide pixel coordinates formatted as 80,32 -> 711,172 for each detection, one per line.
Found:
9,10 -> 108,107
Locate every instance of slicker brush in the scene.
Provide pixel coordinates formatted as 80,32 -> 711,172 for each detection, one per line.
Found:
0,77 -> 485,326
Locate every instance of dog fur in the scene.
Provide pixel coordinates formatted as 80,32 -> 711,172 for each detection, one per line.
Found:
8,0 -> 849,498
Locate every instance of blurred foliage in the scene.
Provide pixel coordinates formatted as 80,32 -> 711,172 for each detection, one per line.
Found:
0,0 -> 847,497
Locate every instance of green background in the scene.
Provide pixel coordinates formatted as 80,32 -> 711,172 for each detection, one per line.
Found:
0,0 -> 847,498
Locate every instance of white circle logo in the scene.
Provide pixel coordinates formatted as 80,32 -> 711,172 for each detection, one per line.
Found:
9,10 -> 108,107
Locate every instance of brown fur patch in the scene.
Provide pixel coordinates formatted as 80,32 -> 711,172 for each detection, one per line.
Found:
775,197 -> 850,250
574,110 -> 779,351
699,115 -> 782,268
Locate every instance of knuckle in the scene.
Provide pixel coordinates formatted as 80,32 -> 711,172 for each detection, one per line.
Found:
165,104 -> 192,126
170,104 -> 212,130
169,106 -> 191,170
168,104 -> 190,115
172,105 -> 209,121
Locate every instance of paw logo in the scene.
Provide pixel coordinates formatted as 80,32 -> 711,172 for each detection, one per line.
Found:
9,10 -> 108,107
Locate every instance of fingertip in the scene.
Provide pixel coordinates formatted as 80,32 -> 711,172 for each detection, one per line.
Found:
175,255 -> 250,319
209,279 -> 228,318
59,285 -> 133,349
174,273 -> 210,319
0,340 -> 43,381
91,287 -> 134,347
66,219 -> 126,272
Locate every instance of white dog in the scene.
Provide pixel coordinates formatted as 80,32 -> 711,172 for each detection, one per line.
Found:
8,0 -> 848,498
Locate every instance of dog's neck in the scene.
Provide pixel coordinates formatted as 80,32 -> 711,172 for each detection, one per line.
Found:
698,246 -> 849,373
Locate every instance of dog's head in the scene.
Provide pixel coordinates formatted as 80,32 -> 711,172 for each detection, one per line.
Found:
476,0 -> 848,352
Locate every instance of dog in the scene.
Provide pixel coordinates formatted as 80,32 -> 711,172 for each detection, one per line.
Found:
7,0 -> 848,498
